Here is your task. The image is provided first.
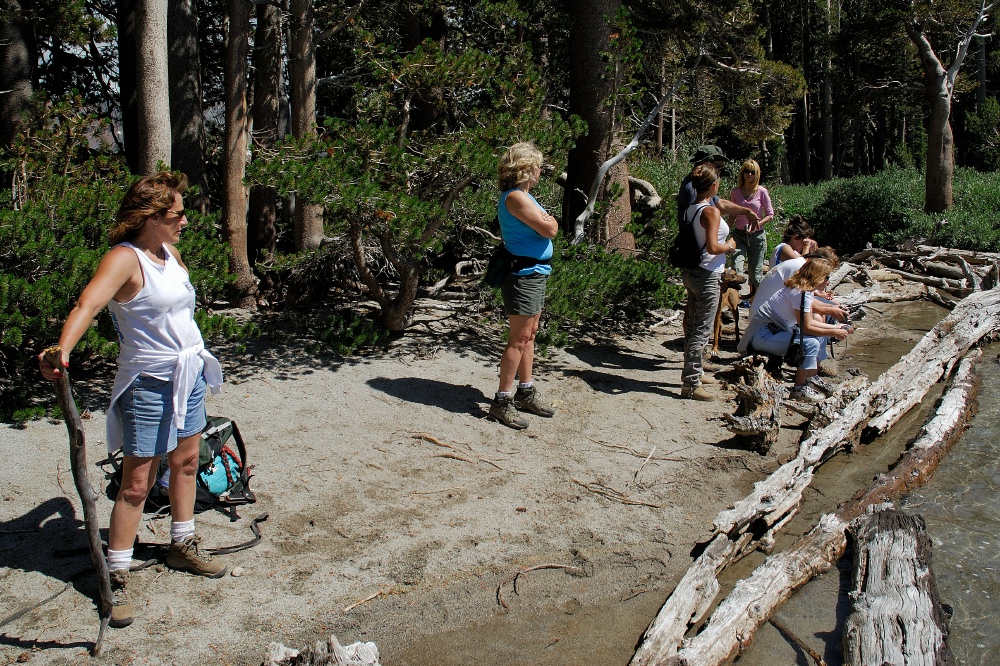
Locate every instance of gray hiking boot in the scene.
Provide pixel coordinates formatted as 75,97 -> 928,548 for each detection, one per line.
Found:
513,386 -> 555,417
488,395 -> 528,429
166,535 -> 227,578
109,569 -> 134,628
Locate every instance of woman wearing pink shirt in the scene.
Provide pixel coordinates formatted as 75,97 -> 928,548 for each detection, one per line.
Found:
728,159 -> 774,303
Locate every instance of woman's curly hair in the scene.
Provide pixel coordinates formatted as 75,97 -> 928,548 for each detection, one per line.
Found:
109,171 -> 188,245
498,142 -> 544,191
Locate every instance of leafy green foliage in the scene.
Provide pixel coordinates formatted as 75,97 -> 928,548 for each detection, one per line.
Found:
538,240 -> 685,347
309,311 -> 392,356
0,96 -> 241,421
964,97 -> 1000,172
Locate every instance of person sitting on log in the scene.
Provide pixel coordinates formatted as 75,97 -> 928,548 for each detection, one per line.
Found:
770,215 -> 818,267
38,172 -> 228,629
737,259 -> 853,402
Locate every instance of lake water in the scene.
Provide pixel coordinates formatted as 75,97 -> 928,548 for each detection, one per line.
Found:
902,346 -> 1000,665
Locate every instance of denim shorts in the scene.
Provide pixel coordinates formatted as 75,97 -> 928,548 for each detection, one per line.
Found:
119,372 -> 207,458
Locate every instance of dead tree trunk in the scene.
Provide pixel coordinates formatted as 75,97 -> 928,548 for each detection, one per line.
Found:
723,358 -> 782,454
843,504 -> 953,666
668,349 -> 980,665
631,288 -> 999,666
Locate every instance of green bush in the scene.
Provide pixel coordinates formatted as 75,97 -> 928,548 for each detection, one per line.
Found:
0,98 -> 240,421
538,240 -> 685,346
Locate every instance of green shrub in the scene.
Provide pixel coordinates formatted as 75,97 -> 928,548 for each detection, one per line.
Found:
538,240 -> 685,346
0,97 -> 240,421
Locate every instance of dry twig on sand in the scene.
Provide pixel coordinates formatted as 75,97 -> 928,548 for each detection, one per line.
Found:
343,590 -> 385,613
496,564 -> 588,609
572,478 -> 662,508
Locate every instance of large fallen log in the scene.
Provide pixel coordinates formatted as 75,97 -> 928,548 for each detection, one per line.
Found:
630,289 -> 999,666
842,505 -> 953,666
666,349 -> 980,666
885,268 -> 971,294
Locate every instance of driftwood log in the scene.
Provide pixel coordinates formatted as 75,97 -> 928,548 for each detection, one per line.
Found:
723,358 -> 782,454
669,351 -> 979,664
842,504 -> 953,666
664,349 -> 981,665
263,635 -> 381,665
630,287 -> 999,666
42,346 -> 112,656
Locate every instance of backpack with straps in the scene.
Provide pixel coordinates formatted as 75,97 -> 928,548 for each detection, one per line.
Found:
105,416 -> 256,513
669,203 -> 708,269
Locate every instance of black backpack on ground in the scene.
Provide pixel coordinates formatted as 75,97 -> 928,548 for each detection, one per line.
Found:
105,416 -> 256,513
669,203 -> 708,269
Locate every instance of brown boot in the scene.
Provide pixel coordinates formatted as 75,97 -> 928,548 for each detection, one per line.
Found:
109,570 -> 134,628
681,385 -> 715,401
166,535 -> 227,578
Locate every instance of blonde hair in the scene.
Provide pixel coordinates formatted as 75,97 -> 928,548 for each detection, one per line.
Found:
785,258 -> 834,291
109,171 -> 188,245
498,142 -> 544,191
738,159 -> 761,190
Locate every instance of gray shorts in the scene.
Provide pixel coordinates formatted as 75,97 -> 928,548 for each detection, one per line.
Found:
502,272 -> 549,316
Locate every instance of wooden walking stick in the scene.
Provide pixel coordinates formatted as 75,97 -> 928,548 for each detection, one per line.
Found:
43,346 -> 112,656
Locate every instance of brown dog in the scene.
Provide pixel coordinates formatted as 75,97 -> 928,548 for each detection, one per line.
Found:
712,268 -> 746,356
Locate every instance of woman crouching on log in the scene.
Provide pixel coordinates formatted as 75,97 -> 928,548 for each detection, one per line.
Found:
739,259 -> 853,403
488,142 -> 559,430
38,172 -> 226,628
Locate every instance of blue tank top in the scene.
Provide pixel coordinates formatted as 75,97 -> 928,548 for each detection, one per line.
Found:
498,189 -> 553,276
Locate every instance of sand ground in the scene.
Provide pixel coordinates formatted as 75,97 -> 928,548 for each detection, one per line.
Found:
0,282 -> 917,666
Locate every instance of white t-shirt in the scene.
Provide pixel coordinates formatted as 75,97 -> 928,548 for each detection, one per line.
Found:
750,257 -> 806,317
755,287 -> 814,332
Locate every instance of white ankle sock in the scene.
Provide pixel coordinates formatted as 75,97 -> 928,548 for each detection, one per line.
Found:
171,519 -> 195,543
496,390 -> 512,399
107,548 -> 133,572
518,381 -> 533,390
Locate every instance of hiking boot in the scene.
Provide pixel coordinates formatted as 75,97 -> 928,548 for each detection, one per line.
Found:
166,535 -> 227,578
699,373 -> 717,385
738,299 -> 751,309
109,570 -> 134,628
789,384 -> 825,404
681,385 -> 715,401
513,386 -> 555,417
701,359 -> 723,372
488,395 -> 528,429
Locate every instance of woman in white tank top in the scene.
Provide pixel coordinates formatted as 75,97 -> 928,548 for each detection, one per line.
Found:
38,172 -> 226,628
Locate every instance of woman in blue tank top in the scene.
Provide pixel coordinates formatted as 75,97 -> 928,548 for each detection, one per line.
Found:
488,142 -> 559,430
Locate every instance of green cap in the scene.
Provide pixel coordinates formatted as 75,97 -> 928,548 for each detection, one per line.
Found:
690,145 -> 729,164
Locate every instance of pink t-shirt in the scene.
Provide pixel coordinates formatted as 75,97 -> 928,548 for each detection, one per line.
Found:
729,185 -> 774,231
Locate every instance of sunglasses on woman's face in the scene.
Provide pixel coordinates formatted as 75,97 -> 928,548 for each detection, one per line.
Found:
742,170 -> 756,176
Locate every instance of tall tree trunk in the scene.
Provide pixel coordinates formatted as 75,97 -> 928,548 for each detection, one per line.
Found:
563,0 -> 634,253
289,0 -> 323,250
117,0 -> 139,173
223,0 -> 257,308
135,0 -> 171,175
248,1 -> 281,266
168,0 -> 209,212
820,0 -> 834,180
0,1 -> 33,150
906,23 -> 954,213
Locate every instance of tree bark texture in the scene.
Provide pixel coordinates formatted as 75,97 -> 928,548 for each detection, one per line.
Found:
248,1 -> 282,265
0,1 -> 33,149
135,0 -> 171,175
631,289 -> 999,665
669,350 -> 980,665
906,23 -> 954,213
289,0 -> 324,250
843,505 -> 953,666
117,0 -> 139,173
168,0 -> 209,212
723,358 -> 783,454
563,0 -> 629,242
222,0 -> 257,307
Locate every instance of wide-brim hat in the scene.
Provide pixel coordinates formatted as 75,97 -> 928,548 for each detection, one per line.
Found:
690,145 -> 729,164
